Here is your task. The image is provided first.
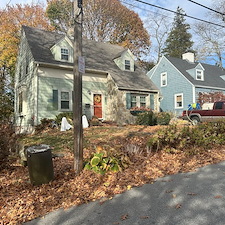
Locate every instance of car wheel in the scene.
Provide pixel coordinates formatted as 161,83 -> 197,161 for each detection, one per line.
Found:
191,116 -> 200,125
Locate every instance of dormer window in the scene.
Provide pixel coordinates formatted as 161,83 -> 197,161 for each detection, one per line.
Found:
125,60 -> 131,70
196,69 -> 204,80
61,48 -> 69,61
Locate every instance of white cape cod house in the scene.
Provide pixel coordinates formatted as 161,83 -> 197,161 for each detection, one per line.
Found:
14,26 -> 159,133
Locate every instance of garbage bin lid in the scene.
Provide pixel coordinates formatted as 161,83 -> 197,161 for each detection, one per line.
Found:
27,144 -> 51,153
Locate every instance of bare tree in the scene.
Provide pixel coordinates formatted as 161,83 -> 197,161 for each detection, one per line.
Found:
145,10 -> 172,62
194,1 -> 225,67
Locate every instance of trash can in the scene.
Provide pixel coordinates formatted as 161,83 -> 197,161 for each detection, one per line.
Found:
27,144 -> 54,185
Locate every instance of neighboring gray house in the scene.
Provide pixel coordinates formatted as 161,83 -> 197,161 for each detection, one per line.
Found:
14,26 -> 159,133
147,52 -> 225,115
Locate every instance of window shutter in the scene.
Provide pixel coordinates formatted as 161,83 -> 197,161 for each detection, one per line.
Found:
126,93 -> 131,109
53,90 -> 58,110
150,94 -> 154,110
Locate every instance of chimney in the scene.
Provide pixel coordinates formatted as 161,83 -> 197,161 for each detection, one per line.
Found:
182,52 -> 195,63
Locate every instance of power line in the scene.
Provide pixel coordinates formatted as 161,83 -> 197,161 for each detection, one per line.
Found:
131,0 -> 225,28
187,0 -> 225,16
122,1 -> 175,21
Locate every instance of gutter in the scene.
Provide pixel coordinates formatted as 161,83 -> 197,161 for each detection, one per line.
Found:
118,87 -> 159,93
34,61 -> 109,76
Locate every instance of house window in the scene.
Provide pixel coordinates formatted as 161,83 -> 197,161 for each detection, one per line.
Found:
130,94 -> 147,108
18,92 -> 23,113
175,93 -> 183,109
131,95 -> 137,108
196,69 -> 204,80
61,48 -> 69,61
125,60 -> 131,70
161,72 -> 167,87
140,96 -> 146,107
60,91 -> 70,110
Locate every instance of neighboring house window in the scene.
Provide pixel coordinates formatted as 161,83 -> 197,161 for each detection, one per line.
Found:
196,69 -> 204,80
61,48 -> 69,61
60,91 -> 70,110
125,60 -> 131,70
140,96 -> 146,107
18,92 -> 23,113
161,72 -> 167,87
175,93 -> 183,109
131,95 -> 137,108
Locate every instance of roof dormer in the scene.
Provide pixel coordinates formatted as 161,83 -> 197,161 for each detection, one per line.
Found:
114,49 -> 135,72
195,63 -> 204,81
186,63 -> 205,81
51,36 -> 73,63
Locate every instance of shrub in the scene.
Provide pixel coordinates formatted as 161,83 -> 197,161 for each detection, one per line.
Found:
136,111 -> 156,126
35,118 -> 54,133
84,146 -> 130,174
147,121 -> 225,154
55,112 -> 73,125
155,112 -> 171,125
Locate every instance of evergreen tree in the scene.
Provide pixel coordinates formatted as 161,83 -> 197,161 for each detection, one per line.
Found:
163,7 -> 193,58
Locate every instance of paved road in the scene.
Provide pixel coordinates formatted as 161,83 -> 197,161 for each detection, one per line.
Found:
25,161 -> 225,225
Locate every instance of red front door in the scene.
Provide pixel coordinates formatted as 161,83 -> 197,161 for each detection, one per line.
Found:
93,94 -> 102,118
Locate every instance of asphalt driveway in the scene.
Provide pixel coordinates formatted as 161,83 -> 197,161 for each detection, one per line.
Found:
25,161 -> 225,225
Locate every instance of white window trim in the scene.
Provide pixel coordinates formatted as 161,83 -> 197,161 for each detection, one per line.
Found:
59,90 -> 72,111
174,93 -> 183,109
161,72 -> 167,87
196,69 -> 204,81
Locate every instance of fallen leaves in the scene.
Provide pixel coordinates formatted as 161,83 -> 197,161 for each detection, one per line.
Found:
1,125 -> 225,224
120,214 -> 129,220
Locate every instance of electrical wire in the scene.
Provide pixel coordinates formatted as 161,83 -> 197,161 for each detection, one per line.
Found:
130,0 -> 225,28
187,0 -> 225,16
122,0 -> 175,21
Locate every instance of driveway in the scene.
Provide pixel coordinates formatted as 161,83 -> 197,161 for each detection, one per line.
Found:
25,161 -> 225,225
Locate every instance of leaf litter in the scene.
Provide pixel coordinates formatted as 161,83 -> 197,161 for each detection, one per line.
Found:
1,125 -> 225,224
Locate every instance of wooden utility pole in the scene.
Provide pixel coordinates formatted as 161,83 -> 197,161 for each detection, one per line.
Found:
73,0 -> 83,175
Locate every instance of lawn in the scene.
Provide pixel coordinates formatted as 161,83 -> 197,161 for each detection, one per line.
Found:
1,124 -> 225,224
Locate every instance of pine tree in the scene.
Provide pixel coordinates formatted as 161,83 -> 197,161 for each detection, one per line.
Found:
163,7 -> 193,58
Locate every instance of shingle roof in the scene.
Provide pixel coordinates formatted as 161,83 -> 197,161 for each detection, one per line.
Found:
23,26 -> 158,92
167,56 -> 225,89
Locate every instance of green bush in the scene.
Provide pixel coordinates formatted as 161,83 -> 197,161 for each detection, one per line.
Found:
55,112 -> 73,125
136,111 -> 156,126
84,150 -> 122,174
84,147 -> 130,174
155,112 -> 171,125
